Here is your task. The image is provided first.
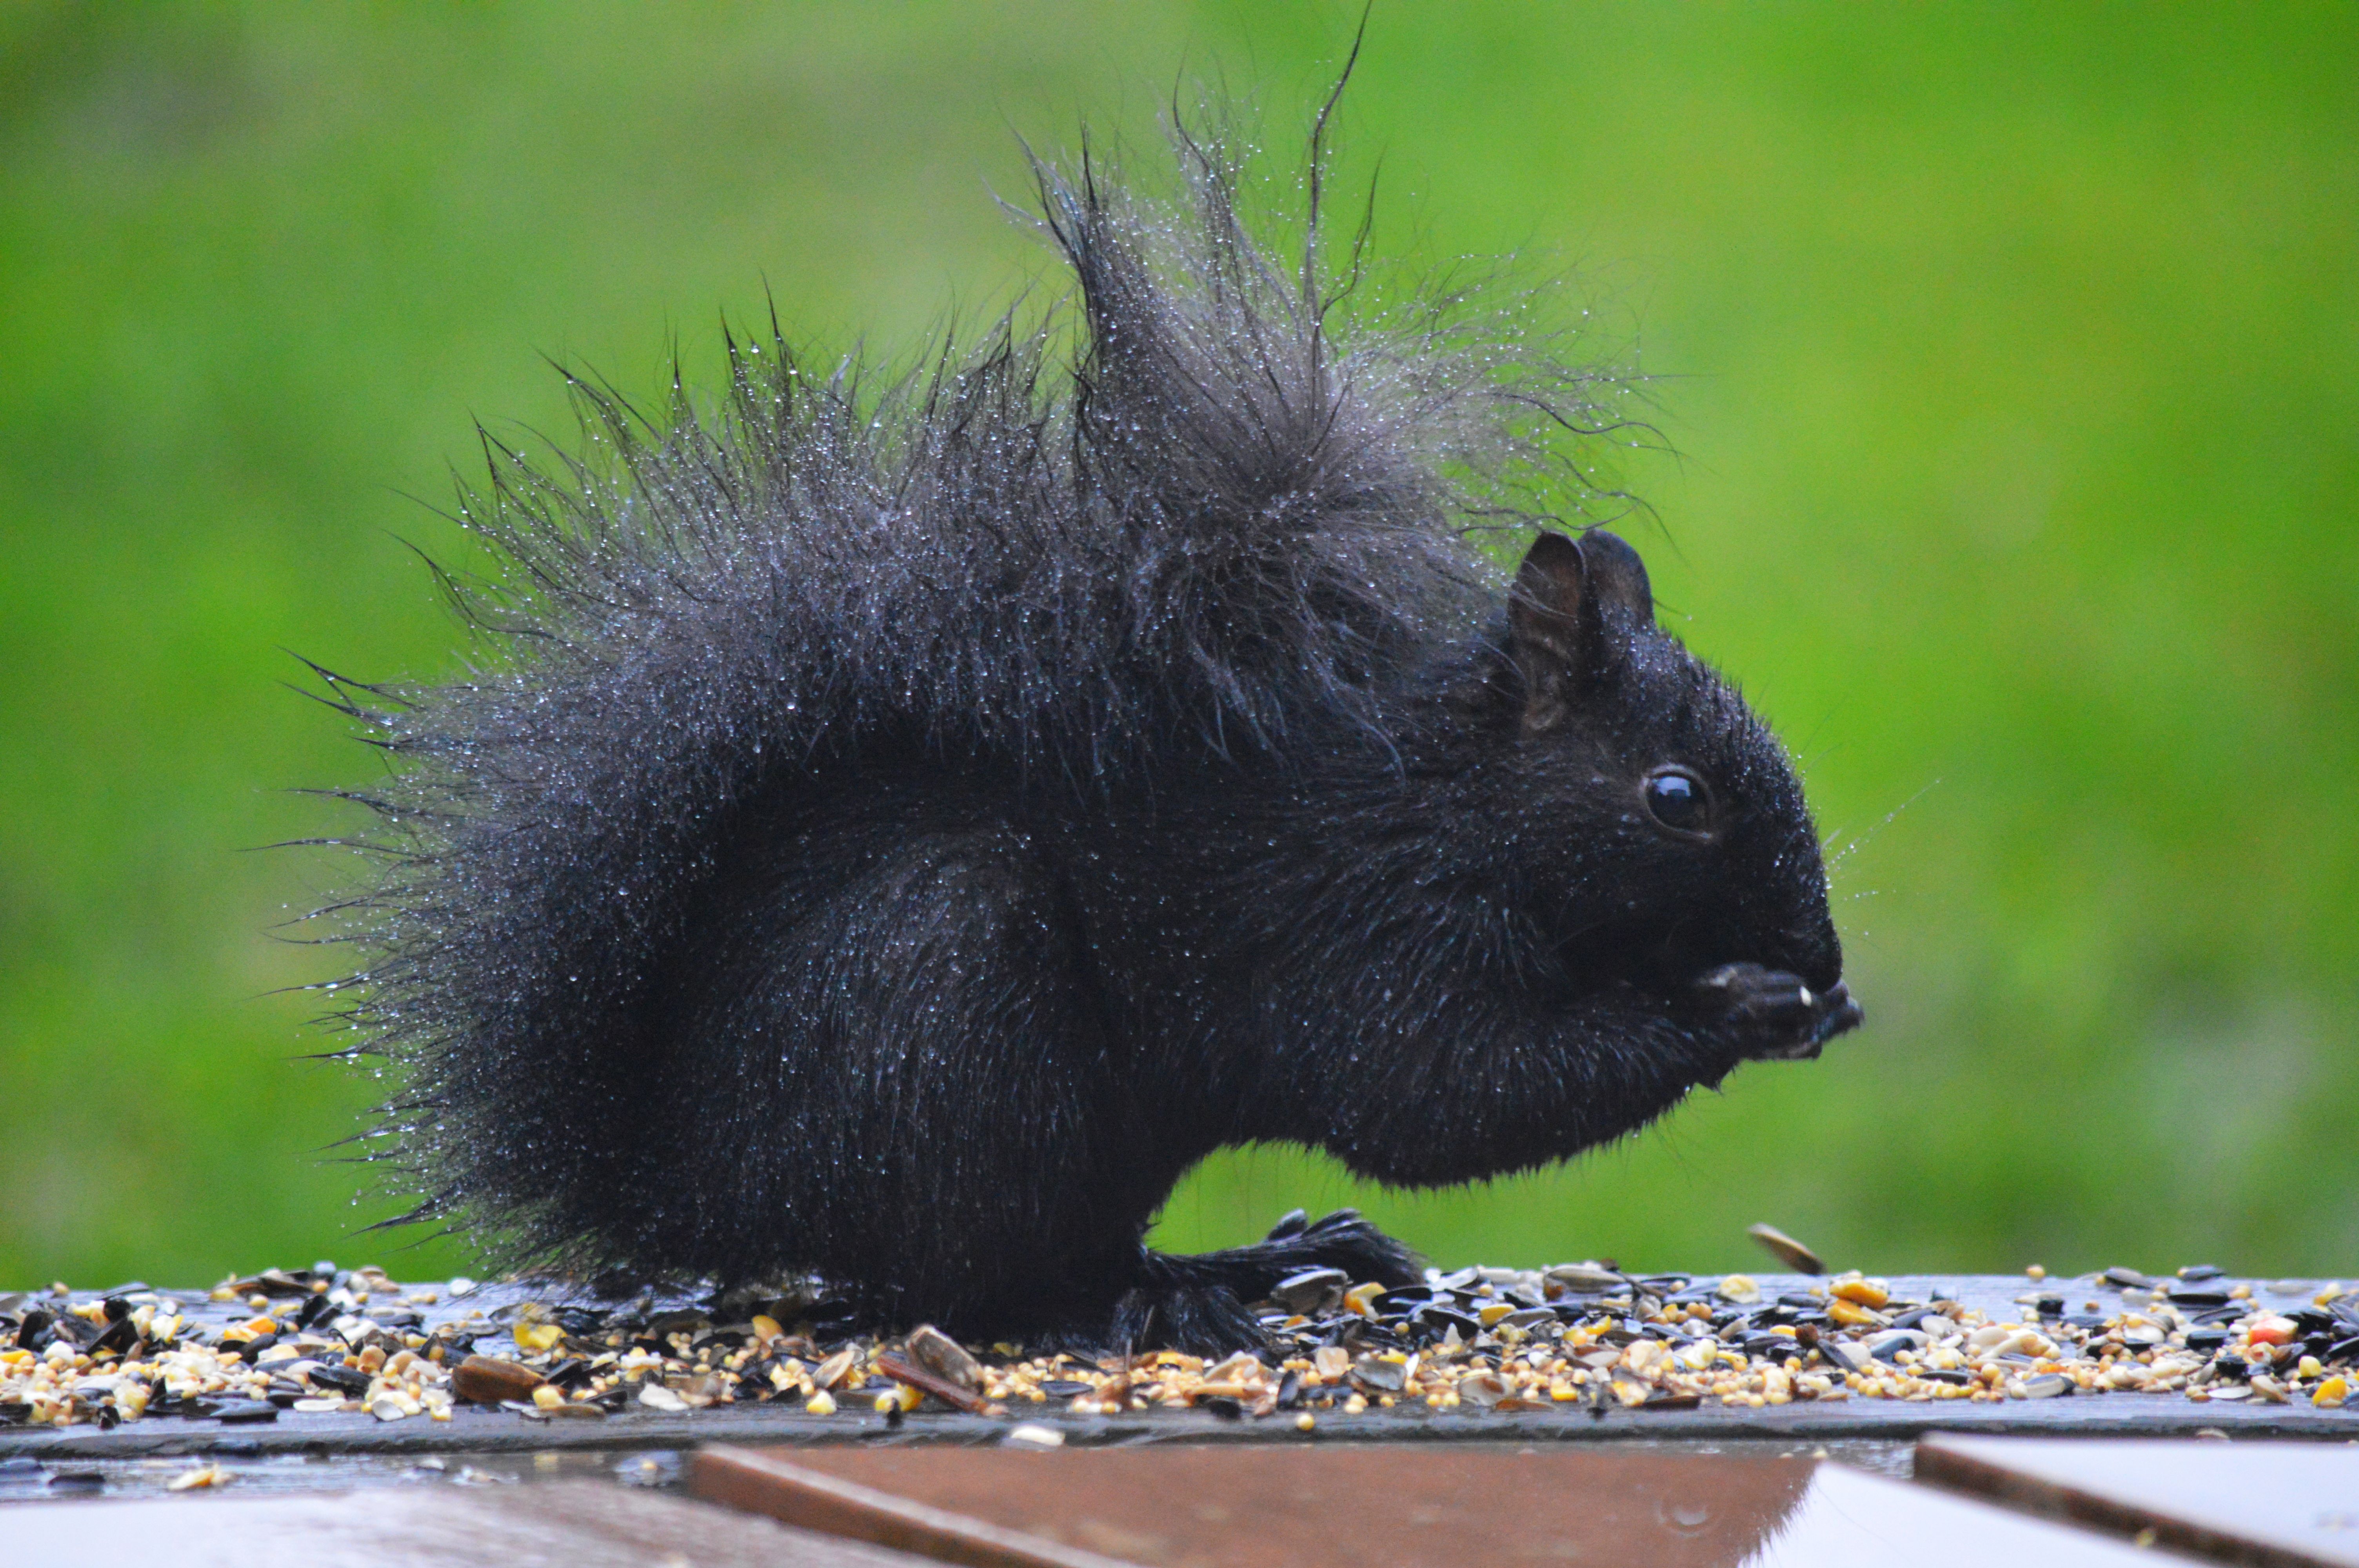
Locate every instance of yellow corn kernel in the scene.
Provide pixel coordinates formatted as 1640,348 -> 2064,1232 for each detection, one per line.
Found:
514,1323 -> 564,1354
218,1316 -> 278,1344
1830,1278 -> 1888,1308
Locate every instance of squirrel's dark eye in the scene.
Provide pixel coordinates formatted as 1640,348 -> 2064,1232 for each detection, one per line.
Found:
1643,766 -> 1713,839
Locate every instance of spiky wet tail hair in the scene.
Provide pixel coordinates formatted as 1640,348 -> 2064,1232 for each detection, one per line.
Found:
311,106 -> 1636,1279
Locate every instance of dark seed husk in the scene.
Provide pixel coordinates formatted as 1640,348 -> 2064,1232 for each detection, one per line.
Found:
1269,1268 -> 1348,1316
904,1324 -> 983,1391
206,1399 -> 279,1423
873,1350 -> 991,1415
306,1363 -> 371,1394
1746,1224 -> 1826,1276
46,1315 -> 96,1350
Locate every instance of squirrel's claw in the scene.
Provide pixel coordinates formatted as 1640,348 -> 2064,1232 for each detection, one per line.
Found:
1693,964 -> 1863,1061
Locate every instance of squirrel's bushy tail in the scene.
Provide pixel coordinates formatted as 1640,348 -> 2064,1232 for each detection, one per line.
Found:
309,100 -> 1638,1279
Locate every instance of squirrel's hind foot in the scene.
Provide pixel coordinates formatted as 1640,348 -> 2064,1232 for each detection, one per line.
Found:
1107,1280 -> 1267,1357
1124,1207 -> 1423,1352
1156,1205 -> 1423,1296
1034,1209 -> 1423,1356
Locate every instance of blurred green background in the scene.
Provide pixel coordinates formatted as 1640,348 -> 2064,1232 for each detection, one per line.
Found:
4,2 -> 2354,1290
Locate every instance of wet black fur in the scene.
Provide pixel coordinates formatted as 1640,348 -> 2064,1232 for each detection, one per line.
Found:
311,107 -> 1857,1354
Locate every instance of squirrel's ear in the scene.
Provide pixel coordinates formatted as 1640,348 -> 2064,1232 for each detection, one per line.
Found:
1575,527 -> 1653,624
1509,531 -> 1591,734
1508,528 -> 1652,733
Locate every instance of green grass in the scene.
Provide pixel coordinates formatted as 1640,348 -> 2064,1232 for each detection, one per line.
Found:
2,2 -> 2354,1289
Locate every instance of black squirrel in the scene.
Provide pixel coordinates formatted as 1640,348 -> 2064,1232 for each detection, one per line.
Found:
313,110 -> 1861,1354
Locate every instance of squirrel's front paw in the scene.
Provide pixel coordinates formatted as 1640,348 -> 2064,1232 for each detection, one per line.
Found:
1691,964 -> 1862,1060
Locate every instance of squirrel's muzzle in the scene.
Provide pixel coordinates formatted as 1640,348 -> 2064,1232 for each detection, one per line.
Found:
1692,964 -> 1864,1062
1750,978 -> 1863,1060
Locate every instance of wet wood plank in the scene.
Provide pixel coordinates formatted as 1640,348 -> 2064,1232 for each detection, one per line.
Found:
686,1441 -> 2164,1568
1919,1434 -> 2359,1567
2,1477 -> 931,1568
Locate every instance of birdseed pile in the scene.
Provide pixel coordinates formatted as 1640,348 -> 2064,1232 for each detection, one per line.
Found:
5,1254 -> 2356,1437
